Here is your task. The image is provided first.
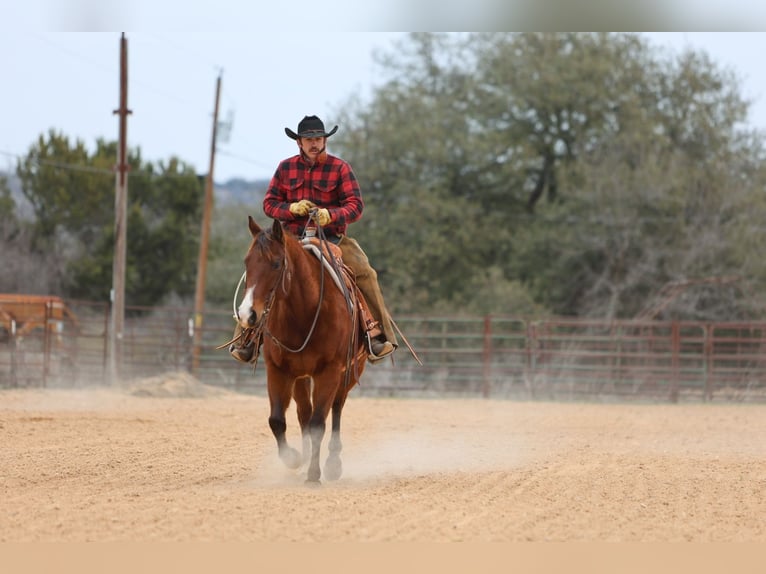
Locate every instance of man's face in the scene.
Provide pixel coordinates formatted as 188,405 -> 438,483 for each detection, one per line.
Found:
298,136 -> 326,161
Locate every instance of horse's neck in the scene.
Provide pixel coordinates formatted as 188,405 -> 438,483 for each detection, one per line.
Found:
281,241 -> 322,307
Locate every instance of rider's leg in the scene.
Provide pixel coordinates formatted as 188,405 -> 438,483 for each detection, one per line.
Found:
338,236 -> 397,360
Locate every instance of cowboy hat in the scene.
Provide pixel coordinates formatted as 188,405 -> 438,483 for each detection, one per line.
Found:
285,115 -> 339,140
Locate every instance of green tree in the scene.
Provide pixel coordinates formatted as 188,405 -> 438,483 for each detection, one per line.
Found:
333,34 -> 507,314
0,175 -> 12,209
525,41 -> 765,319
16,130 -> 203,305
0,175 -> 16,233
18,130 -> 114,250
0,173 -> 57,294
205,201 -> 260,309
332,32 -> 766,320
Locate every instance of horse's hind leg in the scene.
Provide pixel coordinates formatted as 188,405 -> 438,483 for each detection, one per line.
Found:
324,390 -> 349,481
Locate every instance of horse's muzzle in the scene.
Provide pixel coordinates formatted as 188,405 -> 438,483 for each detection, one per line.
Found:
237,309 -> 256,329
236,288 -> 257,329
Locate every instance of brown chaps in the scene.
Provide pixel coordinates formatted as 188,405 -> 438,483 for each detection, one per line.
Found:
337,235 -> 398,347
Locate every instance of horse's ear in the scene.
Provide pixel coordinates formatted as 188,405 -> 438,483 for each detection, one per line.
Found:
272,218 -> 284,243
248,215 -> 261,237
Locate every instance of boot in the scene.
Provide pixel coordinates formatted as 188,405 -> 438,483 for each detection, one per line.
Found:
368,336 -> 395,363
229,340 -> 255,363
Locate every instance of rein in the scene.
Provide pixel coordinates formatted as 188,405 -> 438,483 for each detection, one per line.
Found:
307,218 -> 360,387
263,231 -> 326,354
228,215 -> 361,386
266,216 -> 360,388
226,230 -> 322,356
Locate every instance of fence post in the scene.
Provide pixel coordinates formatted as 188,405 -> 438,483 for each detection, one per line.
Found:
704,324 -> 713,402
670,321 -> 680,403
9,319 -> 18,388
42,301 -> 51,388
525,321 -> 536,399
482,314 -> 492,398
612,321 -> 622,387
102,302 -> 111,381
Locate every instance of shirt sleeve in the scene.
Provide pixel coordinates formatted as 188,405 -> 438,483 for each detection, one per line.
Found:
262,161 -> 296,222
329,161 -> 364,227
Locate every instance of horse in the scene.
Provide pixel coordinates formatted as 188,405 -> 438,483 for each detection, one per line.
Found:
235,216 -> 368,484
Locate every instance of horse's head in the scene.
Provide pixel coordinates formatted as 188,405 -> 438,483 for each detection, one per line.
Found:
236,216 -> 288,329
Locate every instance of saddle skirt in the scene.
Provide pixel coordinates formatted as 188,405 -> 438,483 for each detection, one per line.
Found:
301,236 -> 382,339
301,236 -> 348,289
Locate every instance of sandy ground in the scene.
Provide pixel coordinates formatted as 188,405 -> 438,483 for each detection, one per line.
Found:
1,372 -> 765,542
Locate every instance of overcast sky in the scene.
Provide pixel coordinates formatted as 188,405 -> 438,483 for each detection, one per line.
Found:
0,32 -> 405,182
2,31 -> 766,183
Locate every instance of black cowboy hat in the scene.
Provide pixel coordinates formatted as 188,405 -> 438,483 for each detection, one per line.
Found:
285,115 -> 339,140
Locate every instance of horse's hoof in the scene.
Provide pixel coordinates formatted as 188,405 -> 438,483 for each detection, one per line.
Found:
280,447 -> 302,469
304,478 -> 321,487
306,465 -> 322,483
324,457 -> 343,481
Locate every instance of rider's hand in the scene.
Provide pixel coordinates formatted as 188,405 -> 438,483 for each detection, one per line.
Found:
316,208 -> 331,227
289,199 -> 316,216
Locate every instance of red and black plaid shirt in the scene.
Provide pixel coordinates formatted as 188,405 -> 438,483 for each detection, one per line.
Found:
262,151 -> 364,237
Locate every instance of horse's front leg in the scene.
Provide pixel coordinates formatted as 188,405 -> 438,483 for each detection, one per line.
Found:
305,375 -> 339,484
267,370 -> 301,469
293,375 -> 313,465
324,390 -> 349,481
306,414 -> 326,484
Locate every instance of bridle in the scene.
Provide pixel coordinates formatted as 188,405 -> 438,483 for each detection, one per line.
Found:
228,216 -> 362,387
233,228 -> 326,354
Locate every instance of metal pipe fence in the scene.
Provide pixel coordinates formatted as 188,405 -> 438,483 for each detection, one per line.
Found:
2,301 -> 766,402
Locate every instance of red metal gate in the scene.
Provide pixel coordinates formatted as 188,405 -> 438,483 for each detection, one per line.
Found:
3,303 -> 766,402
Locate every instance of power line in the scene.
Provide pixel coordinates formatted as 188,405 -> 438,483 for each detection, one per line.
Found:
8,34 -> 286,181
0,149 -> 198,180
215,149 -> 274,172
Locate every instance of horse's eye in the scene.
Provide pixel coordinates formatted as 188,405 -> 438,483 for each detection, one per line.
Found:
271,260 -> 281,270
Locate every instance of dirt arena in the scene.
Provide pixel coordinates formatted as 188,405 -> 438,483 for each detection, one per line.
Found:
1,372 -> 765,542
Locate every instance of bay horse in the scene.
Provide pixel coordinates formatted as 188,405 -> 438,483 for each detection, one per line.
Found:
235,216 -> 368,484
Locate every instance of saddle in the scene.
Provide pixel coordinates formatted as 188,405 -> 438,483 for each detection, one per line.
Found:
227,235 -> 383,366
300,236 -> 383,342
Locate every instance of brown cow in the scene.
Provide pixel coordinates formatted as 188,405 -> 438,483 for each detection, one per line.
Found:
0,294 -> 79,341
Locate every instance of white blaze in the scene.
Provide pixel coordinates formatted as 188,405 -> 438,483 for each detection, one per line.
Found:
237,286 -> 255,328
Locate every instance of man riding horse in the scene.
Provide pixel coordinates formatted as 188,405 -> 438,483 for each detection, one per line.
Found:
229,115 -> 398,364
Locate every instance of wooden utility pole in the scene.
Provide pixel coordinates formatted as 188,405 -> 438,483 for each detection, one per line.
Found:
111,32 -> 131,384
191,72 -> 222,373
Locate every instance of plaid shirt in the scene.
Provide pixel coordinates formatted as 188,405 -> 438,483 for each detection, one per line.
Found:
262,152 -> 364,237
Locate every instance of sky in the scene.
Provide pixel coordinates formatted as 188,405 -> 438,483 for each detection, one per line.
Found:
0,32 -> 407,182
3,31 -> 766,183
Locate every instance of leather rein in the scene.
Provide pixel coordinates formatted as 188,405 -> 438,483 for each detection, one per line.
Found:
222,216 -> 362,387
263,233 -> 326,353
231,230 -> 326,355
235,221 -> 356,350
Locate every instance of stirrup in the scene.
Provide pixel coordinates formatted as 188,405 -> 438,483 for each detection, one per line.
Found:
368,338 -> 395,364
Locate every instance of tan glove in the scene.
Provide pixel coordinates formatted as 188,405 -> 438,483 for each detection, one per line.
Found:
316,208 -> 331,227
289,199 -> 316,217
